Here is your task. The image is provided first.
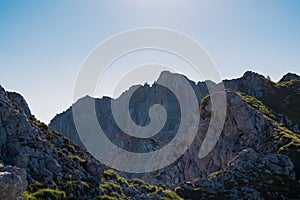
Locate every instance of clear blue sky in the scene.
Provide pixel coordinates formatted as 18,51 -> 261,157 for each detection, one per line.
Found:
0,0 -> 299,123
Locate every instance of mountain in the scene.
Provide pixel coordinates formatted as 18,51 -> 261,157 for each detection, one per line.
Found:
0,85 -> 181,199
224,71 -> 300,130
49,71 -> 300,199
1,70 -> 300,199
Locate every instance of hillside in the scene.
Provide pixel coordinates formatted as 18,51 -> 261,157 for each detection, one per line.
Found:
0,85 -> 180,199
0,71 -> 300,199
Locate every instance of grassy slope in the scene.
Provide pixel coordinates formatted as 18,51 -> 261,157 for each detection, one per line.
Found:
237,92 -> 300,181
264,80 -> 300,127
21,120 -> 181,199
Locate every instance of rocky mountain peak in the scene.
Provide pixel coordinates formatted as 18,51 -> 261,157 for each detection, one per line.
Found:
242,70 -> 264,78
1,70 -> 300,199
223,71 -> 272,99
241,71 -> 270,84
157,70 -> 181,80
0,85 -> 32,118
279,72 -> 300,82
50,71 -> 300,198
0,85 -> 9,103
7,92 -> 32,118
0,85 -> 182,199
156,70 -> 192,86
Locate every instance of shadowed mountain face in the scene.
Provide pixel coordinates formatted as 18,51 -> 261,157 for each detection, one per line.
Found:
224,71 -> 300,130
0,84 -> 181,199
1,71 -> 300,199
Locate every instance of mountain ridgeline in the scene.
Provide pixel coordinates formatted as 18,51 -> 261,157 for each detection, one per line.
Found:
0,71 -> 300,199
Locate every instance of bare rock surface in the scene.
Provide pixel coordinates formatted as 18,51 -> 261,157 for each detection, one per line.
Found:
49,71 -> 300,200
1,71 -> 300,199
279,72 -> 300,82
0,84 -> 181,199
0,165 -> 27,200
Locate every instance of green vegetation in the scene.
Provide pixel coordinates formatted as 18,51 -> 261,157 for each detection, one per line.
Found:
208,169 -> 226,178
237,90 -> 300,182
266,80 -> 300,126
99,169 -> 181,199
32,189 -> 66,199
65,180 -> 90,189
81,181 -> 89,188
100,181 -> 125,199
140,184 -> 163,194
21,181 -> 66,200
235,167 -> 300,199
234,78 -> 300,128
25,115 -> 181,199
163,189 -> 182,200
103,169 -> 119,179
21,188 -> 66,200
100,181 -> 123,194
20,120 -> 95,198
103,169 -> 128,186
275,126 -> 300,151
237,92 -> 276,120
275,80 -> 296,87
20,191 -> 36,200
200,95 -> 210,106
130,178 -> 146,185
32,119 -> 49,131
67,155 -> 86,163
274,126 -> 300,180
99,195 -> 116,200
236,91 -> 300,153
116,176 -> 129,186
31,118 -> 62,141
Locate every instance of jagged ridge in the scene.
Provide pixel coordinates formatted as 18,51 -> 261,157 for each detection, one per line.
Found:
0,85 -> 181,200
1,70 -> 300,199
49,71 -> 300,199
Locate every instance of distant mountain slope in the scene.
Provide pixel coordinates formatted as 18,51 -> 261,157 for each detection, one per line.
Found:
49,71 -> 300,199
224,71 -> 300,130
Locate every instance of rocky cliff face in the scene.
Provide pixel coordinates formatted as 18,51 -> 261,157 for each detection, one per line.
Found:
177,148 -> 298,199
224,71 -> 300,131
1,71 -> 300,199
280,72 -> 300,82
0,85 -> 179,199
49,71 -> 300,199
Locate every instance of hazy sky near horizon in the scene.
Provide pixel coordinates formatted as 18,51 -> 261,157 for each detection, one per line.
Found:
0,0 -> 299,123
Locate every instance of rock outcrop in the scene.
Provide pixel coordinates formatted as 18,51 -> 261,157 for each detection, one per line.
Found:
1,70 -> 300,199
177,148 -> 299,199
0,165 -> 28,200
279,72 -> 300,82
0,85 -> 180,199
223,71 -> 274,99
223,71 -> 300,128
49,71 -> 300,199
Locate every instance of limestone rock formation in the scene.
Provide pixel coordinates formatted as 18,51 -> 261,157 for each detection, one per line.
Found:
0,165 -> 28,200
177,148 -> 299,199
279,72 -> 300,82
49,71 -> 300,199
1,70 -> 300,199
0,85 -> 179,199
224,71 -> 300,128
